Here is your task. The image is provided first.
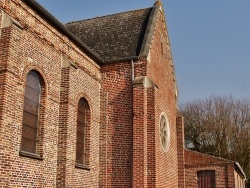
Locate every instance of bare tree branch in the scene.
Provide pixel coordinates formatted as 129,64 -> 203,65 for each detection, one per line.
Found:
180,96 -> 250,183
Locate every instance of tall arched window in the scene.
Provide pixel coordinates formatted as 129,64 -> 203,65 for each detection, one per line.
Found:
76,98 -> 90,167
21,71 -> 43,154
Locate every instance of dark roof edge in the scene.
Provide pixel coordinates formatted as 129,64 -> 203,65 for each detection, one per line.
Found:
104,56 -> 139,64
139,2 -> 160,57
22,0 -> 104,64
234,162 -> 246,179
185,149 -> 235,163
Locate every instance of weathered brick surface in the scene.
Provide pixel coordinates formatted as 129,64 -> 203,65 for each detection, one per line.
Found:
176,116 -> 185,188
132,85 -> 149,187
99,8 -> 179,187
146,9 -> 179,187
0,1 -> 100,187
0,1 -> 180,187
0,1 -> 245,188
100,62 -> 133,187
185,149 -> 236,188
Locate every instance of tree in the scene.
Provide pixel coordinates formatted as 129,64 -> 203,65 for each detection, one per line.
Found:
179,96 -> 250,184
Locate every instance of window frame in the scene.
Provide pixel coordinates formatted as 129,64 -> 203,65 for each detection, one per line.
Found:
197,170 -> 216,188
75,98 -> 90,170
159,112 -> 170,152
20,70 -> 45,160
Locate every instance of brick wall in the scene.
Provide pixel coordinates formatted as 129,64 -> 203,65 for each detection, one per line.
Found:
146,8 -> 179,187
0,1 -> 100,187
0,1 -> 193,188
185,149 -> 236,188
65,62 -> 100,187
100,62 -> 133,187
132,77 -> 156,187
176,116 -> 185,188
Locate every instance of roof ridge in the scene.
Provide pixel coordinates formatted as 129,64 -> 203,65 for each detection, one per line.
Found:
65,7 -> 153,25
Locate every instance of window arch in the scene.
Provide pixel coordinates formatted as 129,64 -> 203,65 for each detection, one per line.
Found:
76,98 -> 90,167
21,70 -> 45,156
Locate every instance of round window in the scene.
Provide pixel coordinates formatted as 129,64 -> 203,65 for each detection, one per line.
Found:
159,112 -> 170,152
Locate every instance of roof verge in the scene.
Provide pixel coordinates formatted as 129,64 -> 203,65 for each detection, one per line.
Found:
139,2 -> 161,58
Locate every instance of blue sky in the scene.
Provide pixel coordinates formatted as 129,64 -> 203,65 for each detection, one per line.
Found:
37,0 -> 250,104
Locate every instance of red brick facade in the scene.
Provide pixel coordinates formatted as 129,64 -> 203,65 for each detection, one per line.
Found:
184,150 -> 246,188
0,1 -> 100,187
100,62 -> 133,187
0,0 -> 246,187
176,115 -> 246,188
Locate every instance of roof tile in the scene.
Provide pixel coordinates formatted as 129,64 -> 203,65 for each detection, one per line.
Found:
65,8 -> 152,63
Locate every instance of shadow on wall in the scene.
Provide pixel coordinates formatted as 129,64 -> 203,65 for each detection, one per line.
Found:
105,82 -> 133,187
110,85 -> 133,187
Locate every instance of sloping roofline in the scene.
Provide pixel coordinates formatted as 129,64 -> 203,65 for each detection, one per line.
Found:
105,3 -> 161,64
22,0 -> 162,64
185,149 -> 235,163
139,2 -> 160,58
107,2 -> 161,63
234,162 -> 246,180
22,0 -> 104,64
185,149 -> 246,180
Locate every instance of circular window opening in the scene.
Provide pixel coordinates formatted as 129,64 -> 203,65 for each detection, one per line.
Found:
159,112 -> 170,152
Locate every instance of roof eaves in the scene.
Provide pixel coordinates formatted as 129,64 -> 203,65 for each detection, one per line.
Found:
139,2 -> 160,58
104,56 -> 140,64
185,149 -> 235,163
22,0 -> 104,64
234,162 -> 246,180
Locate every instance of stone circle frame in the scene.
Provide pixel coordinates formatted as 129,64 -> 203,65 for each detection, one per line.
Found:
159,112 -> 170,152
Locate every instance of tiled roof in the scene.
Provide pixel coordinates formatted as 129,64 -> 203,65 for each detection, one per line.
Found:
23,0 -> 103,63
65,8 -> 153,63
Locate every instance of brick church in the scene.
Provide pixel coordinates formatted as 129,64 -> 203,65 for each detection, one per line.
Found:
0,0 -> 246,187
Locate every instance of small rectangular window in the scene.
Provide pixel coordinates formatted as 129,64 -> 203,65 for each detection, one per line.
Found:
197,170 -> 216,188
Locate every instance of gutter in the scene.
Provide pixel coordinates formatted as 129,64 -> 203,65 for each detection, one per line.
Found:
234,162 -> 246,180
104,56 -> 139,64
22,0 -> 104,64
131,60 -> 134,81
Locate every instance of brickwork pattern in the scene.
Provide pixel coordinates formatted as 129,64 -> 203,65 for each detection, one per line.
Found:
100,62 -> 133,187
146,87 -> 156,187
0,1 -> 100,187
99,7 -> 180,187
176,116 -> 185,188
146,10 -> 179,187
0,1 -> 244,188
132,86 -> 151,187
185,149 -> 236,188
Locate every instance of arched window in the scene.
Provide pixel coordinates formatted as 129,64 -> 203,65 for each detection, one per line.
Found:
76,98 -> 90,167
21,71 -> 43,155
